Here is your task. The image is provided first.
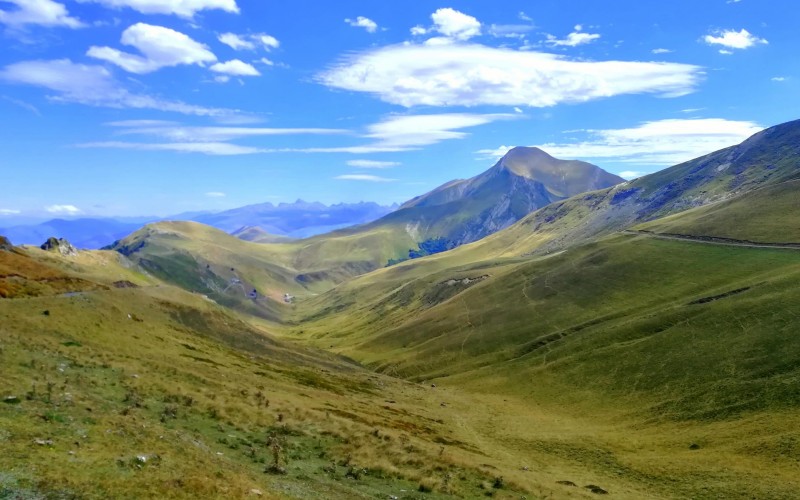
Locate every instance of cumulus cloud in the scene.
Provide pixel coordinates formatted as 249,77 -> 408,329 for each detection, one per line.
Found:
210,59 -> 260,76
0,58 -> 237,116
0,208 -> 21,215
218,32 -> 279,51
45,204 -> 81,215
704,29 -> 767,50
0,0 -> 84,28
346,160 -> 400,169
205,191 -> 226,197
345,16 -> 378,33
430,8 -> 481,40
77,0 -> 239,18
334,174 -> 396,182
87,23 -> 217,74
318,43 -> 702,108
478,118 -> 762,166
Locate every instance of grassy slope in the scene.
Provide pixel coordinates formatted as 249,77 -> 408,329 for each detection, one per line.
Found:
289,176 -> 800,498
637,179 -> 800,242
1,245 -> 543,499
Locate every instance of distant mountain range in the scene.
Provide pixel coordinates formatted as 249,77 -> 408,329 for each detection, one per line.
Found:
192,200 -> 398,238
0,201 -> 398,249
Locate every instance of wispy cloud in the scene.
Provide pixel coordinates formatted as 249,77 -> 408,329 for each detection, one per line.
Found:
0,0 -> 85,28
546,25 -> 601,47
76,0 -> 239,18
2,95 -> 41,115
78,141 -> 264,155
218,32 -> 279,51
477,118 -> 762,166
45,204 -> 81,215
318,43 -> 701,108
334,174 -> 396,182
346,160 -> 400,169
0,58 -> 241,117
0,208 -> 21,216
205,191 -> 226,197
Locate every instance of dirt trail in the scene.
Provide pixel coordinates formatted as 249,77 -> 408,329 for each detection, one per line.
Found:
623,230 -> 800,250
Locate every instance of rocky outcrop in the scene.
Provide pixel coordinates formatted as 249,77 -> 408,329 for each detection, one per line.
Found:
40,237 -> 78,256
0,236 -> 12,251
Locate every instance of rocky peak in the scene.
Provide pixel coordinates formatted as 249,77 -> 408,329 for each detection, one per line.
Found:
40,237 -> 78,256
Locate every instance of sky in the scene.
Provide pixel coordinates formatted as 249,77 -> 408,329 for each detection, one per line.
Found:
0,0 -> 798,220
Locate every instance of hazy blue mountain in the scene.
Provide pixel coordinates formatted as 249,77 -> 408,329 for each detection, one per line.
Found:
191,200 -> 398,237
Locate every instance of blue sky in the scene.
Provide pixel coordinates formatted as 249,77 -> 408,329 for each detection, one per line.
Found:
0,0 -> 797,220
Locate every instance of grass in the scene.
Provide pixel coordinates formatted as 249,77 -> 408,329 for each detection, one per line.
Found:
0,245 -> 535,499
290,229 -> 800,498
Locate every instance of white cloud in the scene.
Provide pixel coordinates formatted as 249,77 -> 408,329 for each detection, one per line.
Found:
2,95 -> 41,115
345,16 -> 378,33
77,0 -> 238,18
109,122 -> 347,141
318,43 -> 702,108
218,32 -> 253,50
772,76 -> 787,82
518,11 -> 532,22
257,57 -> 274,66
45,204 -> 81,215
210,59 -> 260,76
652,48 -> 672,54
410,25 -> 427,36
488,24 -> 533,39
79,141 -> 263,155
213,75 -> 230,83
546,31 -> 601,47
218,32 -> 279,51
704,29 -> 767,50
478,118 -> 762,166
618,171 -> 645,180
87,23 -> 217,74
346,160 -> 400,169
0,208 -> 21,215
335,174 -> 396,182
430,8 -> 481,40
0,0 -> 84,28
205,191 -> 226,197
0,59 -> 238,116
719,49 -> 733,55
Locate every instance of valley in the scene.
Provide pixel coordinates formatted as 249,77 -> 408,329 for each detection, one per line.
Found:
3,121 -> 800,499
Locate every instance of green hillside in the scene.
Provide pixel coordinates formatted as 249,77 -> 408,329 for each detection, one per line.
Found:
637,179 -> 800,242
0,241 -> 542,499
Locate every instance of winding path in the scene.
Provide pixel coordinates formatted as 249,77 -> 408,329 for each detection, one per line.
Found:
622,230 -> 800,251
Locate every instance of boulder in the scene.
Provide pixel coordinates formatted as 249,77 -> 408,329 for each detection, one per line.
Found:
0,236 -> 12,251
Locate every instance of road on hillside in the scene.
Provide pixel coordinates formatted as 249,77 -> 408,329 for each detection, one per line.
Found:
622,230 -> 800,251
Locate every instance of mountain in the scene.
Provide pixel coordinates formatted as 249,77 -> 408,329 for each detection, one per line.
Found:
109,148 -> 624,294
191,200 -> 398,238
0,218 -> 148,249
231,225 -> 295,243
379,147 -> 623,250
